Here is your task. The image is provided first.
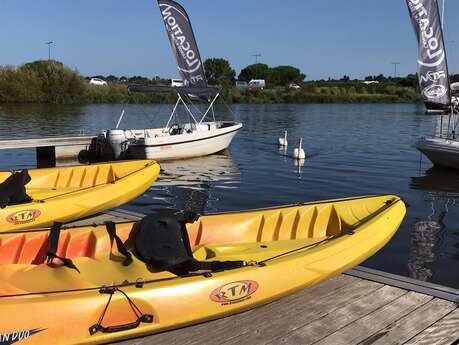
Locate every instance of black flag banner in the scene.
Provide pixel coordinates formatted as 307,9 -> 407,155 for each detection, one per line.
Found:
157,0 -> 207,88
406,0 -> 451,110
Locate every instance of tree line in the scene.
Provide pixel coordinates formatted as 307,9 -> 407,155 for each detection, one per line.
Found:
0,58 -> 422,104
86,58 -> 307,88
204,58 -> 305,87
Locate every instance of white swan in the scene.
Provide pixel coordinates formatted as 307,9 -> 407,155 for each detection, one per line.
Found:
293,137 -> 306,160
278,130 -> 288,146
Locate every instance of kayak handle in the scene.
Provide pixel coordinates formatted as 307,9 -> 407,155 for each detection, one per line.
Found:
89,314 -> 153,335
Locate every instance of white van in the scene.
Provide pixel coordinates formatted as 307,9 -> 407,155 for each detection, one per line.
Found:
248,79 -> 266,89
171,79 -> 185,87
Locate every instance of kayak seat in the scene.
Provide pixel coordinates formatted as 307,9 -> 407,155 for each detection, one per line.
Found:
193,238 -> 328,263
0,231 -> 98,265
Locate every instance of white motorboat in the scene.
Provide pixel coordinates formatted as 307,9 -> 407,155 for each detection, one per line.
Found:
416,136 -> 459,169
98,0 -> 242,161
127,121 -> 241,161
99,87 -> 242,161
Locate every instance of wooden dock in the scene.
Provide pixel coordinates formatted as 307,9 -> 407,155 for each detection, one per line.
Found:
0,135 -> 93,150
75,210 -> 459,345
0,134 -> 95,163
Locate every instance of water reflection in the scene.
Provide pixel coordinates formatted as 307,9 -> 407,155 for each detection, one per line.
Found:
411,167 -> 459,193
155,151 -> 239,188
0,104 -> 87,138
140,151 -> 240,214
294,158 -> 305,177
409,168 -> 459,281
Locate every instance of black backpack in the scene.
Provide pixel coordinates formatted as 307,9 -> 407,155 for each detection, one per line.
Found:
44,210 -> 247,275
131,210 -> 245,276
0,170 -> 32,208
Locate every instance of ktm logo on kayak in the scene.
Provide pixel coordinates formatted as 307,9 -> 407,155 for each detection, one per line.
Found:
210,280 -> 259,305
6,210 -> 41,225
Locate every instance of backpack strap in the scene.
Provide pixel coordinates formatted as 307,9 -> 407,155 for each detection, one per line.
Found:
196,260 -> 246,272
105,221 -> 133,266
46,222 -> 80,273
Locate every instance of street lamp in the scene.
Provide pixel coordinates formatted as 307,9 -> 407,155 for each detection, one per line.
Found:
391,62 -> 400,78
45,41 -> 53,60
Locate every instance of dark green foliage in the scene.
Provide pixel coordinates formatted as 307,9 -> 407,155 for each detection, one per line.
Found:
0,60 -> 174,104
0,60 -> 86,103
268,66 -> 305,86
238,63 -> 305,87
238,63 -> 270,82
204,58 -> 236,86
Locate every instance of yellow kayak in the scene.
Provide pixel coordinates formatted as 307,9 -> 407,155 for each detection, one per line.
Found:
0,160 -> 160,231
0,195 -> 405,344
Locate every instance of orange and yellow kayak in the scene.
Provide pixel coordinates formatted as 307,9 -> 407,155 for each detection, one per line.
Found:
0,160 -> 160,231
0,195 -> 406,344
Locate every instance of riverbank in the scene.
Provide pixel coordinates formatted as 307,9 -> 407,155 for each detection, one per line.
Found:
48,80 -> 424,105
224,82 -> 420,104
7,82 -> 419,105
0,60 -> 420,105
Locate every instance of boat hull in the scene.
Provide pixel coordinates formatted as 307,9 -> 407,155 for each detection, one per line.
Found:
127,122 -> 242,161
0,160 -> 160,231
0,195 -> 406,344
416,137 -> 459,170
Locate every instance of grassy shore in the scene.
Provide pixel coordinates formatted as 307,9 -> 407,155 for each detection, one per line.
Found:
82,81 -> 421,105
0,60 -> 420,104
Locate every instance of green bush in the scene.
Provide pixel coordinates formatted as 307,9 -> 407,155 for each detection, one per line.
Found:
0,60 -> 86,103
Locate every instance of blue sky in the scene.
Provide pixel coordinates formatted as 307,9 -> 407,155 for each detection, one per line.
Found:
1,0 -> 459,80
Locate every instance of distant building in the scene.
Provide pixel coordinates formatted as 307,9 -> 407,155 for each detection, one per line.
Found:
362,81 -> 380,85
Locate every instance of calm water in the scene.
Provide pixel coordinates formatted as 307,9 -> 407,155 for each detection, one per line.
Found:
1,102 -> 458,288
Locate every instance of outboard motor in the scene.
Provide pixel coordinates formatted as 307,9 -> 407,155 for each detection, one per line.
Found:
107,129 -> 128,159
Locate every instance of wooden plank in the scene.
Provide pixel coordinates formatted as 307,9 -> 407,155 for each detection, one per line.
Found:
347,266 -> 459,303
404,308 -> 459,345
314,291 -> 432,345
64,213 -> 126,227
64,209 -> 140,227
359,298 -> 457,345
0,135 -> 94,149
110,208 -> 145,220
153,278 -> 383,345
266,285 -> 406,345
117,275 -> 366,345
